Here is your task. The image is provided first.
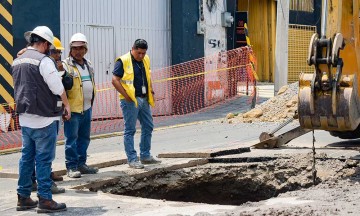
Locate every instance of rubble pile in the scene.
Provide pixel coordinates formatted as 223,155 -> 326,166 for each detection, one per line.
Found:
228,82 -> 298,123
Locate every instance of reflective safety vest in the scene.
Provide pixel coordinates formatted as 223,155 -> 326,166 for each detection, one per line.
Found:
115,52 -> 154,107
62,57 -> 96,113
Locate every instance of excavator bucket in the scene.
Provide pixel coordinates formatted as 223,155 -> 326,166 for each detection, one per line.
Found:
298,73 -> 360,131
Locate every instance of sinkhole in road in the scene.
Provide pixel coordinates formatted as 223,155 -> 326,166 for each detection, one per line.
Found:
98,155 -> 336,205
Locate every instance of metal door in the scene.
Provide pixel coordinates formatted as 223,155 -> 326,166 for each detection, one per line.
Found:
86,25 -> 115,84
60,0 -> 172,117
86,25 -> 119,119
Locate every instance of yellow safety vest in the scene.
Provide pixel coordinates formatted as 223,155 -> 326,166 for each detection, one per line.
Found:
62,57 -> 96,113
115,52 -> 155,107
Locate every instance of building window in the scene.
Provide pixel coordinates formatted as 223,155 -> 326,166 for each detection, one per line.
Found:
290,0 -> 314,12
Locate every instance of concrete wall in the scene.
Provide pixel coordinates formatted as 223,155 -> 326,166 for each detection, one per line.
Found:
200,0 -> 229,105
202,0 -> 227,55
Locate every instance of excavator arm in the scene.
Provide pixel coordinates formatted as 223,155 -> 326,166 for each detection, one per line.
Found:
298,0 -> 360,138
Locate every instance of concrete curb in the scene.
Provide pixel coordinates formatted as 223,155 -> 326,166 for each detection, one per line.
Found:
0,159 -> 128,179
72,158 -> 209,190
158,147 -> 251,158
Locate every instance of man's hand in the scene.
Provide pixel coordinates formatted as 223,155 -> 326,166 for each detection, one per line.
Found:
17,48 -> 27,57
56,60 -> 64,71
60,90 -> 71,120
124,95 -> 133,102
112,75 -> 133,102
62,105 -> 71,121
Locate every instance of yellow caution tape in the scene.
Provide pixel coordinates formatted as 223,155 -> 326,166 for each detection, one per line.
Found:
244,23 -> 251,46
96,64 -> 252,92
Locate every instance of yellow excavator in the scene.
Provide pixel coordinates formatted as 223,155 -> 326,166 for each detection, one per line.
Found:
299,0 -> 360,139
254,0 -> 360,148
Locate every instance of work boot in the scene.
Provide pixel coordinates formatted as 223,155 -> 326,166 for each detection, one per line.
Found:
128,161 -> 144,169
32,182 -> 37,191
51,183 -> 65,194
78,164 -> 98,174
37,196 -> 67,213
16,194 -> 38,211
140,156 -> 162,165
51,172 -> 63,182
67,168 -> 81,178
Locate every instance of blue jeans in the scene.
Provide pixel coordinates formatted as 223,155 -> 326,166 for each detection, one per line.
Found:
17,120 -> 59,200
120,97 -> 154,162
64,108 -> 92,170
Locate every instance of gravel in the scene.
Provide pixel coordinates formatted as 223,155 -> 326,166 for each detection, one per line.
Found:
227,83 -> 299,123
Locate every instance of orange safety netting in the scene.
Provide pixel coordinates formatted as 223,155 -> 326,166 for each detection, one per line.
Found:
0,47 -> 257,150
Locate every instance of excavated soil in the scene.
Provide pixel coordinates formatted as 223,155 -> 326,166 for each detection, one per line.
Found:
226,83 -> 299,123
100,153 -> 360,208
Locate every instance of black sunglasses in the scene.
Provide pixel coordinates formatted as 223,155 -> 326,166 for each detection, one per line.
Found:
50,50 -> 62,54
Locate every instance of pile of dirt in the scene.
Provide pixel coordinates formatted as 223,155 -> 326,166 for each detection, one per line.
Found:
226,82 -> 298,123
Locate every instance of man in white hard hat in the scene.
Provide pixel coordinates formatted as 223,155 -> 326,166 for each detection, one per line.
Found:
12,26 -> 70,213
62,33 -> 97,178
16,36 -> 67,193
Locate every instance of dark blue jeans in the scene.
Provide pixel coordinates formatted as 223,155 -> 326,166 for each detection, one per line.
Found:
64,108 -> 92,170
17,120 -> 59,200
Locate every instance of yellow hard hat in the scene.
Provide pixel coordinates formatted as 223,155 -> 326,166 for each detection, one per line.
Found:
53,37 -> 64,50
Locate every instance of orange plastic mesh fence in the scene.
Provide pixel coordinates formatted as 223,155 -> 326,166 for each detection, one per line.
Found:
0,47 -> 257,150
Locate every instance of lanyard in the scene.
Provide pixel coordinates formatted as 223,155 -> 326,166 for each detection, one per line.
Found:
134,61 -> 145,86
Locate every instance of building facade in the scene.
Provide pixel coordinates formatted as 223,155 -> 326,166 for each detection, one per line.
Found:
0,0 -> 321,114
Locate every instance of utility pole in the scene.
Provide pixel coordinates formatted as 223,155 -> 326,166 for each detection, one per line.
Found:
274,0 -> 289,95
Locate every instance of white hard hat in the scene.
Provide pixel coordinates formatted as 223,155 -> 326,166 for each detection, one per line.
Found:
24,26 -> 54,45
69,33 -> 88,48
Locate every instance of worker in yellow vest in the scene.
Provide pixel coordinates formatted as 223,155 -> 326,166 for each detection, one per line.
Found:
62,33 -> 98,178
112,39 -> 161,169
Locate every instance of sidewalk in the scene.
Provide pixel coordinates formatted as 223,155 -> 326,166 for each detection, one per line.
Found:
0,120 -> 263,216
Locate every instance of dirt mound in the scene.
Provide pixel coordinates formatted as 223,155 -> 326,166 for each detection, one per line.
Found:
226,83 -> 298,123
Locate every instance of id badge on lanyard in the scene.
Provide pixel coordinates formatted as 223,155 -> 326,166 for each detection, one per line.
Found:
142,85 -> 147,94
